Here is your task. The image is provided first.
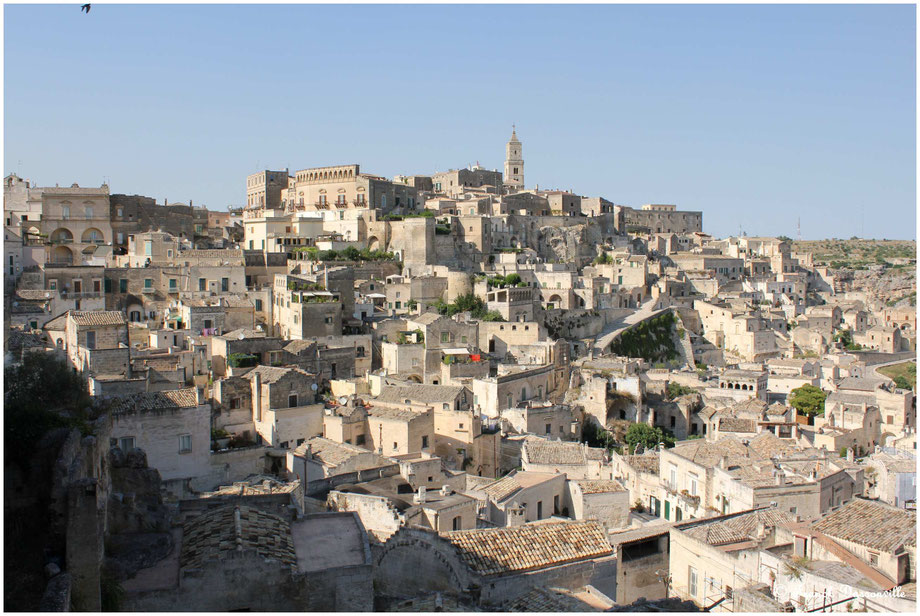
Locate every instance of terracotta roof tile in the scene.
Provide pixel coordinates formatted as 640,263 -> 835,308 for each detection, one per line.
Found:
812,498 -> 916,553
441,520 -> 612,576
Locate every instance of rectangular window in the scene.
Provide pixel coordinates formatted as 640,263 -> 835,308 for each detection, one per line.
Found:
289,393 -> 298,408
689,567 -> 698,597
422,435 -> 429,449
144,240 -> 152,256
85,206 -> 94,219
546,423 -> 552,434
169,278 -> 177,290
119,437 -> 136,451
73,280 -> 82,294
199,278 -> 206,291
178,434 -> 192,454
441,332 -> 450,343
119,279 -> 128,293
144,278 -> 152,289
93,279 -> 101,293
452,516 -> 462,531
49,280 -> 57,290
221,277 -> 229,292
254,299 -> 263,311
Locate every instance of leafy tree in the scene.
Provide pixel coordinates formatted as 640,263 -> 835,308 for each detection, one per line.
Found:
342,246 -> 361,261
504,273 -> 522,286
624,423 -> 674,452
789,384 -> 827,416
4,354 -> 99,470
666,381 -> 696,400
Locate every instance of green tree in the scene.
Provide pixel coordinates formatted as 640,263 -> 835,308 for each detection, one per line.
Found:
666,381 -> 696,400
4,354 -> 100,470
624,423 -> 674,452
789,384 -> 827,416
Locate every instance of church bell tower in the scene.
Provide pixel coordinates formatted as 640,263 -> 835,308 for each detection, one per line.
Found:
504,125 -> 524,192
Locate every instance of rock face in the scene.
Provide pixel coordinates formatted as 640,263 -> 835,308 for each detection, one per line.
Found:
537,223 -> 600,263
107,446 -> 170,535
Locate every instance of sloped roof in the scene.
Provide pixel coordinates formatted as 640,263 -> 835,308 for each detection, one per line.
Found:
574,479 -> 626,494
110,388 -> 199,414
669,437 -> 752,467
812,498 -> 916,553
375,385 -> 466,405
69,310 -> 127,327
503,586 -> 604,612
297,437 -> 386,470
523,438 -> 604,466
408,312 -> 443,326
680,508 -> 794,547
247,364 -> 313,385
441,520 -> 611,576
623,453 -> 659,475
180,504 -> 296,569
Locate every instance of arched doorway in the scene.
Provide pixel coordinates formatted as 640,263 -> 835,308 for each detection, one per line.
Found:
51,245 -> 73,265
367,236 -> 380,252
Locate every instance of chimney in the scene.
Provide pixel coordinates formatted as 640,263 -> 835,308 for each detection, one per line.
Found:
719,455 -> 729,469
415,486 -> 427,504
775,470 -> 785,486
846,447 -> 854,462
253,371 -> 262,418
440,485 -> 451,496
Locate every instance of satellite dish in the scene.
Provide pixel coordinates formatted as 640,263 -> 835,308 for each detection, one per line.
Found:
311,383 -> 318,391
238,333 -> 245,340
338,396 -> 348,405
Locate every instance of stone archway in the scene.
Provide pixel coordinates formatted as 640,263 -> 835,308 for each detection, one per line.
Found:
373,529 -> 471,599
367,236 -> 380,252
51,244 -> 73,265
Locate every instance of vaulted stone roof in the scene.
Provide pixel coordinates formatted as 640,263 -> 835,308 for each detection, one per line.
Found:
180,504 -> 296,569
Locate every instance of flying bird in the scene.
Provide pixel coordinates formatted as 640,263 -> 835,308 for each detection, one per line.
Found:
81,4 -> 91,13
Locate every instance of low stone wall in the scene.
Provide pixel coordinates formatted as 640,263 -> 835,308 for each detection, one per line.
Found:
305,464 -> 400,496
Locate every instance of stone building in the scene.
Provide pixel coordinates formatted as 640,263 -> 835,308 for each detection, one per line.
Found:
124,507 -> 373,611
41,183 -> 112,266
373,520 -> 616,607
108,388 -> 210,487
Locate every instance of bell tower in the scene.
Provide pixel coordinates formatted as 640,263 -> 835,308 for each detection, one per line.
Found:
504,125 -> 524,192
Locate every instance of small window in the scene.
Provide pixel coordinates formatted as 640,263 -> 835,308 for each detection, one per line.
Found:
422,435 -> 429,449
119,436 -> 136,451
144,278 -> 153,289
119,279 -> 128,293
199,278 -> 206,291
545,423 -> 552,434
458,423 -> 464,429
356,434 -> 366,446
178,434 -> 192,454
441,332 -> 450,343
393,441 -> 398,450
289,393 -> 298,408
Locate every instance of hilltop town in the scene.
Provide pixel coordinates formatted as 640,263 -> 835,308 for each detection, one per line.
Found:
4,129 -> 917,613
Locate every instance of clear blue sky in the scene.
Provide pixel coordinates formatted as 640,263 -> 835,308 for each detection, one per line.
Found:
4,4 -> 916,240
